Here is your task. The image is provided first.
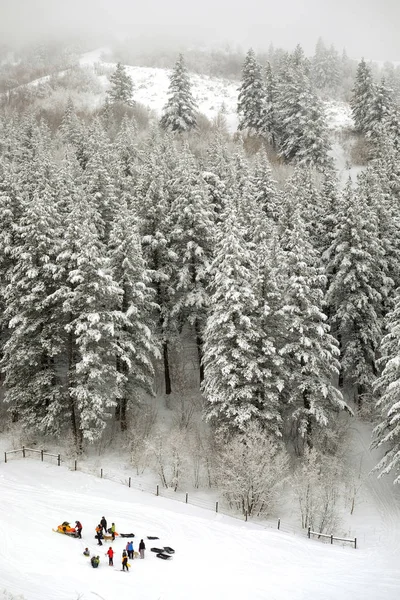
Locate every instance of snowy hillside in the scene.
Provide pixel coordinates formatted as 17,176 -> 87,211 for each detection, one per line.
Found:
76,48 -> 352,133
1,458 -> 400,600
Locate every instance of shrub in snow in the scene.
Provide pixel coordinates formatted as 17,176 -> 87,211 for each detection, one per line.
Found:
292,449 -> 343,533
215,423 -> 289,517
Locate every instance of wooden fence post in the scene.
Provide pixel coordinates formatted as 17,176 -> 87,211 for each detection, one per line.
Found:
156,484 -> 159,496
216,501 -> 219,513
74,460 -> 77,471
354,538 -> 357,550
41,450 -> 44,462
185,493 -> 188,504
57,454 -> 61,466
4,452 -> 7,463
277,518 -> 280,530
100,468 -> 103,478
245,511 -> 248,522
22,446 -> 25,458
307,527 -> 311,539
128,477 -> 131,488
330,534 -> 333,544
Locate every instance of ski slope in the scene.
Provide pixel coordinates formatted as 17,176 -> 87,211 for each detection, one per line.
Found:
1,459 -> 400,600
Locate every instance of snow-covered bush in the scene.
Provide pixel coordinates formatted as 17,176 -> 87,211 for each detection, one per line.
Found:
292,449 -> 344,533
215,423 -> 289,517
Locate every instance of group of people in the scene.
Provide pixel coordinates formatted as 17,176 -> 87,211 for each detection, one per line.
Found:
75,514 -> 147,570
85,540 -> 146,570
95,516 -> 116,545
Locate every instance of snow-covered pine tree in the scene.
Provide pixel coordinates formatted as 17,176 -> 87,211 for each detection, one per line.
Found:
250,148 -> 280,221
202,198 -> 265,434
351,58 -> 375,134
237,49 -> 267,136
373,294 -> 400,482
108,62 -> 134,106
59,194 -> 122,450
325,180 -> 384,405
263,61 -> 278,147
108,201 -> 158,430
276,51 -> 331,170
365,77 -> 395,139
278,208 -> 348,450
169,149 -> 215,383
137,158 -> 176,395
1,155 -> 64,431
160,54 -> 197,132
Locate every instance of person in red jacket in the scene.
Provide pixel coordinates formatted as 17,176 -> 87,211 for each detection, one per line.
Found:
75,521 -> 82,539
106,546 -> 114,566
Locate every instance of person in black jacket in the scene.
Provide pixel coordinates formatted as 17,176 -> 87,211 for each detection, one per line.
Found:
122,550 -> 129,571
100,516 -> 107,534
139,539 -> 146,559
91,556 -> 100,568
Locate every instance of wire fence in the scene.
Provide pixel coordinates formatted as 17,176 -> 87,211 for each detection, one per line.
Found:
4,447 -> 357,548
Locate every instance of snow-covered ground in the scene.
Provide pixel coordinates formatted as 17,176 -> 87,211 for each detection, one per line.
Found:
1,440 -> 400,600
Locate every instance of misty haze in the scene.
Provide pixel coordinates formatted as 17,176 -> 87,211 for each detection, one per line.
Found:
0,1 -> 400,600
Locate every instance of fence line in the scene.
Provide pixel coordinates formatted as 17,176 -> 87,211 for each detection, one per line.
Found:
4,448 -> 357,548
307,526 -> 357,549
4,446 -> 61,466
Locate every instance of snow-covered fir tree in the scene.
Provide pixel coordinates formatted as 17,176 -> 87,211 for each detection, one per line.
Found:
325,180 -> 384,404
108,62 -> 134,106
351,58 -> 375,134
202,198 -> 269,434
278,207 -> 347,449
160,54 -> 197,132
276,50 -> 331,169
108,201 -> 158,430
169,149 -> 215,383
373,294 -> 400,483
237,49 -> 267,136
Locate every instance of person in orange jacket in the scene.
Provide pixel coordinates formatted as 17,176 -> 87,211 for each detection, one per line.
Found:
106,546 -> 114,566
95,524 -> 103,546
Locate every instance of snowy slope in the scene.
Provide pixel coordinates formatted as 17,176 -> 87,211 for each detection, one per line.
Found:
1,459 -> 400,600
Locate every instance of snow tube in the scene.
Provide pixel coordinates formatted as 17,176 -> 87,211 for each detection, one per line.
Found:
119,533 -> 135,538
150,547 -> 164,553
147,536 -> 159,540
156,553 -> 172,560
163,547 -> 175,554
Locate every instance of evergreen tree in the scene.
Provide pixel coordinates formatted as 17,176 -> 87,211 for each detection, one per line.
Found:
278,208 -> 347,449
351,58 -> 375,134
108,62 -> 134,106
365,78 -> 395,139
276,52 -> 331,169
237,49 -> 267,135
373,294 -> 400,482
202,200 -> 264,434
169,150 -> 215,383
109,202 -> 158,430
1,156 -> 64,432
160,54 -> 197,132
325,180 -> 383,404
263,62 -> 278,147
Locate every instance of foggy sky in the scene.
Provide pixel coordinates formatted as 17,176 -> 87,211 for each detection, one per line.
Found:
0,0 -> 399,61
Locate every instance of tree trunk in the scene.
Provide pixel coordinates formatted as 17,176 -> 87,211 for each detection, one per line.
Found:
194,319 -> 204,384
163,340 -> 171,395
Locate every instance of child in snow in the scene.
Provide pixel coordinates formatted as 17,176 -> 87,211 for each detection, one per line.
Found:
111,522 -> 116,541
107,547 -> 114,566
83,548 -> 90,557
91,556 -> 100,568
122,551 -> 129,572
139,539 -> 146,559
